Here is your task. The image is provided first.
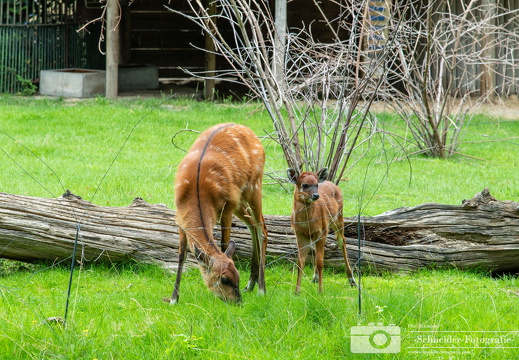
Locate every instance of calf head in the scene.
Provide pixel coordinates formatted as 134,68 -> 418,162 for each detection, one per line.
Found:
287,168 -> 329,203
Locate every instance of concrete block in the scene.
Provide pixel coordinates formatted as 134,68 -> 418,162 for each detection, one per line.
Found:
40,64 -> 160,97
119,64 -> 159,92
40,69 -> 106,98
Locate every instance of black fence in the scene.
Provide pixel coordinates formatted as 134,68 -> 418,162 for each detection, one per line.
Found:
0,0 -> 104,93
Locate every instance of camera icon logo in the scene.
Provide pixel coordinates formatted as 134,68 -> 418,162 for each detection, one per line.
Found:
350,323 -> 401,353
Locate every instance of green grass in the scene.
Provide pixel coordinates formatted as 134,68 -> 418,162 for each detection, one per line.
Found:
1,96 -> 519,359
343,112 -> 519,216
1,263 -> 518,359
0,96 -> 293,214
1,96 -> 518,217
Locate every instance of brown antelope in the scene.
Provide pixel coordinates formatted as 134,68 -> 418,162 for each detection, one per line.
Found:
170,123 -> 268,304
288,168 -> 356,294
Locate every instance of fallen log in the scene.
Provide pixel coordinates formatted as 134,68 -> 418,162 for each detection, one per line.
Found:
0,188 -> 518,272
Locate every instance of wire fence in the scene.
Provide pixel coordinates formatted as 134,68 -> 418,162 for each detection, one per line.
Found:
0,0 -> 76,26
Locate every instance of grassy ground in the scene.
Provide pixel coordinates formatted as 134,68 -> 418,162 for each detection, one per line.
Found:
1,96 -> 518,216
1,96 -> 519,359
1,263 -> 519,360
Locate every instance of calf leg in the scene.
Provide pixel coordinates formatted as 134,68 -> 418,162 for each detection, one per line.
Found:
336,224 -> 356,287
295,237 -> 310,294
314,237 -> 325,292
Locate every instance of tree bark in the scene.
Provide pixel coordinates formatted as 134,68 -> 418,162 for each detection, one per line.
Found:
0,188 -> 518,272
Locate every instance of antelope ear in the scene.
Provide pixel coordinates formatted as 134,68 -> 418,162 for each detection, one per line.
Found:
224,240 -> 236,258
194,245 -> 211,266
287,168 -> 299,184
317,168 -> 329,183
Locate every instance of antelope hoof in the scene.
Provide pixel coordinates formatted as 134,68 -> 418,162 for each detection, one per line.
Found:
349,278 -> 357,287
167,298 -> 178,305
243,279 -> 256,292
311,274 -> 319,283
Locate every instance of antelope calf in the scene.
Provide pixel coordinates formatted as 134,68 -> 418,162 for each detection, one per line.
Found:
170,123 -> 268,304
288,168 -> 356,294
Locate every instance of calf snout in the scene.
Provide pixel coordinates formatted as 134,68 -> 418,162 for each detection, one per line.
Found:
310,193 -> 320,201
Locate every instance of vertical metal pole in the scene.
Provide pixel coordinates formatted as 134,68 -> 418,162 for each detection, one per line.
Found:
11,26 -> 16,91
0,28 -> 3,91
0,0 -> 4,26
64,225 -> 81,322
357,215 -> 362,316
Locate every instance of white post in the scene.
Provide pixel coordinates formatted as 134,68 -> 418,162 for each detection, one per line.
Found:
273,0 -> 287,92
106,0 -> 120,99
480,0 -> 496,99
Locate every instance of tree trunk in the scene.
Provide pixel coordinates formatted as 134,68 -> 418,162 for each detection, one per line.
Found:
0,189 -> 518,272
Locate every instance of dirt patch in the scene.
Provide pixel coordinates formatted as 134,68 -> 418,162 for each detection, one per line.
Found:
38,73 -> 519,119
368,95 -> 519,120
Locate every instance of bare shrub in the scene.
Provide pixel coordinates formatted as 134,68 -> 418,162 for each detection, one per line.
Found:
384,0 -> 519,158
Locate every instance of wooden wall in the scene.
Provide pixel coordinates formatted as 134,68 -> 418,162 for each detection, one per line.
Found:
126,0 -> 205,78
286,0 -> 350,43
121,0 -> 350,80
443,0 -> 519,97
493,0 -> 519,96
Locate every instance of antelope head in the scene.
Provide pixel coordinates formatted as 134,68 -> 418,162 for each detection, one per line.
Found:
287,168 -> 329,204
194,241 -> 242,304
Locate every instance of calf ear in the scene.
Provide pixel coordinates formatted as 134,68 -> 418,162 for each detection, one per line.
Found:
317,168 -> 329,183
224,240 -> 236,258
194,245 -> 211,266
287,168 -> 299,184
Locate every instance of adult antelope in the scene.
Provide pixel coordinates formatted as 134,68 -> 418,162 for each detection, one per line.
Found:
288,168 -> 356,294
170,123 -> 268,304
